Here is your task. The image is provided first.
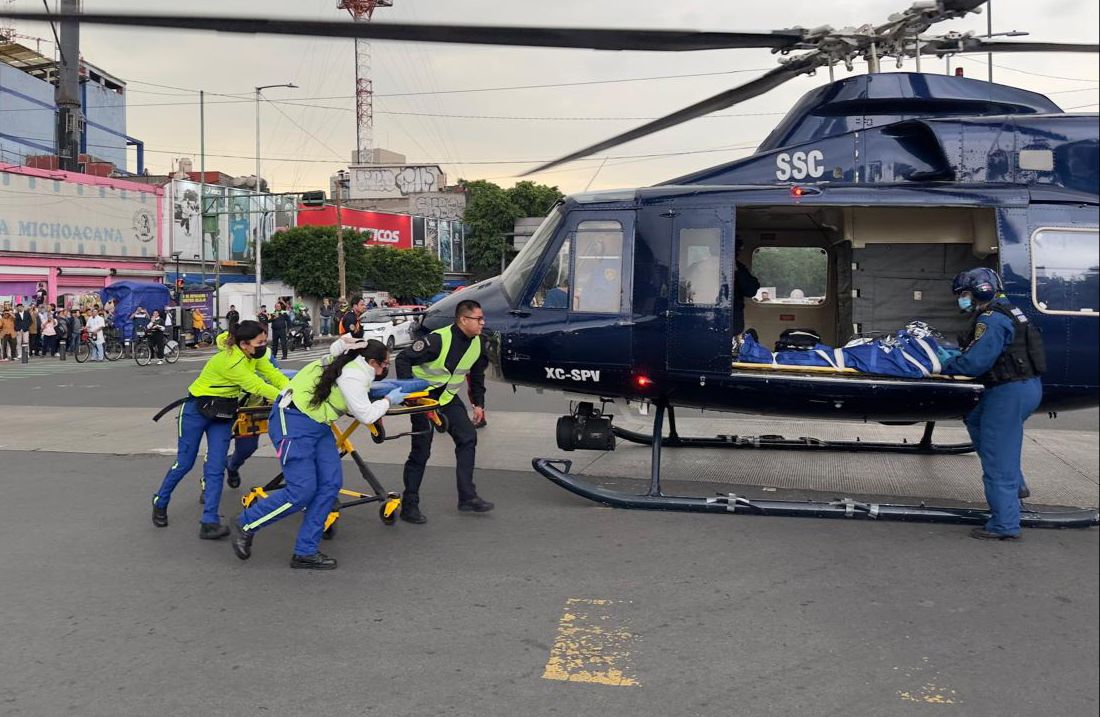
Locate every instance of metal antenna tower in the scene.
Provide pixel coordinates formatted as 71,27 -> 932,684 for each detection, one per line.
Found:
338,0 -> 392,165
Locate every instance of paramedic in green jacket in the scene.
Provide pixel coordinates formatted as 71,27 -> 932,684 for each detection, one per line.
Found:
152,321 -> 289,539
396,299 -> 493,524
232,338 -> 405,569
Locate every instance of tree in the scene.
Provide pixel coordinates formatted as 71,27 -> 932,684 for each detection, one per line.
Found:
362,246 -> 444,301
261,225 -> 370,298
461,178 -> 563,281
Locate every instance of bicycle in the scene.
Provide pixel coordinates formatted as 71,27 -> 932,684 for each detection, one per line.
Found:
134,329 -> 180,366
103,325 -> 124,361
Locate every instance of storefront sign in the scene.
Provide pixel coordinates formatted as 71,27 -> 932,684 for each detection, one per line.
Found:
297,206 -> 413,249
1,171 -> 158,257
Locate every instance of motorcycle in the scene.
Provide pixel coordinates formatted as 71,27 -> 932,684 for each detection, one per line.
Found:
288,320 -> 314,351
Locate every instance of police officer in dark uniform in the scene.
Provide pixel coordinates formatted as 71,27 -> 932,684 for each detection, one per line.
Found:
941,268 -> 1044,541
270,302 -> 290,360
396,299 -> 492,523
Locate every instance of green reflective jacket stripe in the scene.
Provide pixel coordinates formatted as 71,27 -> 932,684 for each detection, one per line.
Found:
412,327 -> 481,406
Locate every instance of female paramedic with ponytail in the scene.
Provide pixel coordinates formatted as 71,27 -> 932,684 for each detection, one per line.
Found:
231,337 -> 407,570
151,320 -> 289,539
940,268 -> 1044,542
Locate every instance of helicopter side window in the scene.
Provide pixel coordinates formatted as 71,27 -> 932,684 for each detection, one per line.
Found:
1032,228 -> 1100,315
750,247 -> 828,305
572,221 -> 624,314
678,228 -> 722,305
530,239 -> 571,309
501,206 -> 565,303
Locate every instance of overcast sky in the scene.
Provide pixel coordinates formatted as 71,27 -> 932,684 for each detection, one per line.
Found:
7,0 -> 1098,195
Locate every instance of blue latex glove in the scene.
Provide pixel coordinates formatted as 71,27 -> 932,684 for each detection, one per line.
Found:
935,346 -> 962,362
384,388 -> 407,405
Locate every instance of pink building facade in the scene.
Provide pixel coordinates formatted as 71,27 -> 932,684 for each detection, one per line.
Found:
0,164 -> 165,307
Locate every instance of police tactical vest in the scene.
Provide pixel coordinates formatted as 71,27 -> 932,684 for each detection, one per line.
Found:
287,356 -> 368,424
412,326 -> 481,406
964,301 -> 1046,386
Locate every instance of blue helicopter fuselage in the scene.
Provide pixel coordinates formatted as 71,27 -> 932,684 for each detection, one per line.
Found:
425,74 -> 1099,422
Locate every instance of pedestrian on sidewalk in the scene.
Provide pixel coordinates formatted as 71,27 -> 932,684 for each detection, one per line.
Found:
0,308 -> 16,361
13,303 -> 32,358
41,311 -> 58,357
67,308 -> 83,356
148,310 -> 167,364
319,298 -> 334,336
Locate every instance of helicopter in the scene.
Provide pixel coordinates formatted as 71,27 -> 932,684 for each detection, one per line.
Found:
4,1 -> 1098,528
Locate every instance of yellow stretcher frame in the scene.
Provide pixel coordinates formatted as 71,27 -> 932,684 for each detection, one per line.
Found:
238,392 -> 447,535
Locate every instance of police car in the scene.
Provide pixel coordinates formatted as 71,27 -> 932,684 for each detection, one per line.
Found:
359,309 -> 418,350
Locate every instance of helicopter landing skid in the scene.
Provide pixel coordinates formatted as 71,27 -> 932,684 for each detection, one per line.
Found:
611,409 -> 974,455
534,402 -> 1099,529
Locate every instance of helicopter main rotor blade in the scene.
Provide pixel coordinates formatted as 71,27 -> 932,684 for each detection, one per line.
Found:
919,38 -> 1100,56
0,11 -> 805,52
524,63 -> 814,175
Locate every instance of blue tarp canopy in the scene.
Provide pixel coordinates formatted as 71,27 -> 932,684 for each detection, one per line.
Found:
100,281 -> 171,340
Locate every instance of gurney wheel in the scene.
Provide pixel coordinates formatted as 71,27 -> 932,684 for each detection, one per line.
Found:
380,504 -> 398,526
431,411 -> 449,434
323,523 -> 337,540
370,421 -> 386,444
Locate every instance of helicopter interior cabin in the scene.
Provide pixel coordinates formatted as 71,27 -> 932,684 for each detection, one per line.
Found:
732,205 -> 999,370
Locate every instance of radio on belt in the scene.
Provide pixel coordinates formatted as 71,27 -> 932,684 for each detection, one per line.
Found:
556,401 -> 616,452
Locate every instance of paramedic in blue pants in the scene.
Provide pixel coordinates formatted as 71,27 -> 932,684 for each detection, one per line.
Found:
232,338 -> 404,570
152,321 -> 288,539
940,268 -> 1044,541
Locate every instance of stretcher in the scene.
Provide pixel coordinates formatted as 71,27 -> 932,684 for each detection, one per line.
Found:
237,379 -> 446,536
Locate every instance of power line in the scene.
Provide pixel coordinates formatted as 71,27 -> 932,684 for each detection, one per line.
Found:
261,96 -> 344,160
955,55 -> 1098,83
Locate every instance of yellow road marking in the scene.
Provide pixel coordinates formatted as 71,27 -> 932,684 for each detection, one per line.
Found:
542,598 -> 639,687
898,683 -> 960,704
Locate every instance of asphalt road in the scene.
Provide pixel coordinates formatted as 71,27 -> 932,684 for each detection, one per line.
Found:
0,451 -> 1096,717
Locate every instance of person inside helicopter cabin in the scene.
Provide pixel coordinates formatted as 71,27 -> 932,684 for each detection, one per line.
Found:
732,237 -> 761,336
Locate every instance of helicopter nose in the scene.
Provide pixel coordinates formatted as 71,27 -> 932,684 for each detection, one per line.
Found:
420,275 -> 510,333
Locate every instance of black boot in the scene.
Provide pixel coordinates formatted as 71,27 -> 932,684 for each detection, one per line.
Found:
400,504 -> 427,524
970,527 -> 1021,541
458,496 -> 495,513
199,522 -> 230,540
226,468 -> 241,489
290,552 -> 337,570
231,521 -> 254,560
151,497 -> 168,528
1018,484 -> 1031,499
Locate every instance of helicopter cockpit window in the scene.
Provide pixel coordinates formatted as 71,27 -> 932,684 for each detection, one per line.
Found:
750,247 -> 828,305
572,221 -> 624,313
678,228 -> 722,305
501,205 -> 564,303
1032,228 -> 1100,315
530,239 -> 571,309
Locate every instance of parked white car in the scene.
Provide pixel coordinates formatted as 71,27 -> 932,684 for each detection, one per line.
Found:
359,309 -> 417,350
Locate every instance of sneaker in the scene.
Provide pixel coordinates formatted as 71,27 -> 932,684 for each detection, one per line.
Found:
231,521 -> 254,560
290,552 -> 337,570
458,497 -> 495,513
199,522 -> 230,540
399,505 -> 428,524
151,497 -> 168,527
226,468 -> 241,489
970,527 -> 1020,541
156,360 -> 163,365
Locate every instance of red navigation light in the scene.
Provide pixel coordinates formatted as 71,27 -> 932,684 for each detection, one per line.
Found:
790,186 -> 805,198
634,375 -> 653,389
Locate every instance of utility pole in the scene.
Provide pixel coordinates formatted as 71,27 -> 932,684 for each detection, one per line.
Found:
55,0 -> 82,172
202,90 -> 220,328
987,0 -> 994,83
254,83 -> 297,315
335,171 -> 349,300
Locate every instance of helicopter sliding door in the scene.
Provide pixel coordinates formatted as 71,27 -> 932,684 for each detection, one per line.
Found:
506,210 -> 635,392
665,206 -> 734,374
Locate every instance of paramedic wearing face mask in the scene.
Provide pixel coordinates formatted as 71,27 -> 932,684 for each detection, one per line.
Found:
940,268 -> 1044,541
231,337 -> 405,569
152,321 -> 289,539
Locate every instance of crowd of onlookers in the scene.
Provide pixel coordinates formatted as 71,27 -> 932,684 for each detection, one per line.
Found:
0,298 -> 115,362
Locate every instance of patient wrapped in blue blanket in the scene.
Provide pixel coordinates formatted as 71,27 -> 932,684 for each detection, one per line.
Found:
368,378 -> 430,400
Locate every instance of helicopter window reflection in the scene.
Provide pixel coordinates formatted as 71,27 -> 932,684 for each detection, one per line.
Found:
530,239 -> 571,309
678,228 -> 722,305
750,247 -> 828,305
1032,228 -> 1100,315
572,221 -> 624,313
501,206 -> 565,303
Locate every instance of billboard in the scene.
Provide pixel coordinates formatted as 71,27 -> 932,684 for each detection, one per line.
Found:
228,189 -> 252,263
348,165 -> 445,200
0,171 -> 158,257
297,206 -> 412,249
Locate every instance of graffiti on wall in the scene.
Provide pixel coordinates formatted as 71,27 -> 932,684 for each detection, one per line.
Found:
349,165 -> 445,200
411,192 -> 465,220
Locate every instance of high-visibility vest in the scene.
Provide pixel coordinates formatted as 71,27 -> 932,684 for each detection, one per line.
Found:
287,356 -> 370,424
412,326 -> 481,406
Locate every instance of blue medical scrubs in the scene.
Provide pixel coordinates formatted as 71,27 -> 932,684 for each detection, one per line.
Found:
236,403 -> 343,557
153,399 -> 234,525
943,307 -> 1042,536
227,354 -> 284,478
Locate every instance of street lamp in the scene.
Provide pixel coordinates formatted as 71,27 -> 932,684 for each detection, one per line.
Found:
255,82 -> 298,314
